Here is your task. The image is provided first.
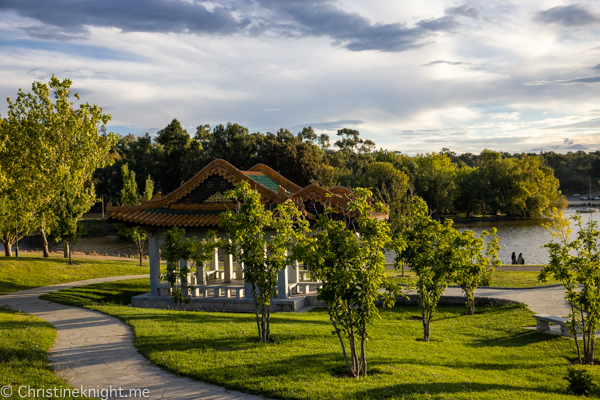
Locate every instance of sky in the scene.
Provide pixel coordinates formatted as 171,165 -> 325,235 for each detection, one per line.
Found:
1,0 -> 600,155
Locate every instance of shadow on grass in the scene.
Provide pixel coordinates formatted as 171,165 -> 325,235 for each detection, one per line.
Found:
469,329 -> 561,348
360,381 -> 562,398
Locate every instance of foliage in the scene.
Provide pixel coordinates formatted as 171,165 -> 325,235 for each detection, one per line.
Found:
120,164 -> 139,206
161,227 -> 218,309
51,180 -> 91,264
541,208 -> 600,365
220,181 -> 308,342
143,174 -> 154,201
0,75 -> 116,256
453,227 -> 501,314
565,367 -> 598,397
397,197 -> 457,341
295,188 -> 404,377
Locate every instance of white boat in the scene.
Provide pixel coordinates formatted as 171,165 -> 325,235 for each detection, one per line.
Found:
579,208 -> 598,213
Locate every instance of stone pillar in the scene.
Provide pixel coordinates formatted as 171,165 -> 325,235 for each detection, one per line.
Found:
234,261 -> 243,280
289,261 -> 300,284
210,245 -> 219,279
148,234 -> 161,296
197,261 -> 207,285
223,248 -> 233,283
180,259 -> 188,298
277,264 -> 289,299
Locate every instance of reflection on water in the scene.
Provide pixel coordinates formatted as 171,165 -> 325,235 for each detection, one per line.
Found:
3,208 -> 599,265
453,208 -> 600,265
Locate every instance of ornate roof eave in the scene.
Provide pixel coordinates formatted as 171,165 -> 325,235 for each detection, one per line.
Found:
105,159 -> 288,215
248,163 -> 302,193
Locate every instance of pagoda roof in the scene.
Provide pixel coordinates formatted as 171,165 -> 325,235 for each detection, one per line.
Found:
105,159 -> 387,229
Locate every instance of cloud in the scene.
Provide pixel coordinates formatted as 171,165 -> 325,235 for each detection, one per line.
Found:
298,119 -> 363,130
0,0 -> 248,38
593,63 -> 600,71
536,4 -> 600,27
525,76 -> 600,86
0,0 -> 482,53
544,118 -> 600,129
420,59 -> 486,70
564,137 -> 575,145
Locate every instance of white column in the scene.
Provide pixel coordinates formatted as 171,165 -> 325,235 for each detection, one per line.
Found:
224,248 -> 233,283
289,261 -> 300,284
210,245 -> 219,277
197,261 -> 207,285
148,234 -> 161,296
277,264 -> 289,299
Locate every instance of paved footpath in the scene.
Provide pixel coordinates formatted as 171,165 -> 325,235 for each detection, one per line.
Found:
0,276 -> 570,400
0,276 -> 265,400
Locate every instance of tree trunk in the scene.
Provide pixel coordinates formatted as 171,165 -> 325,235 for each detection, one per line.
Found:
63,240 -> 69,258
40,225 -> 50,257
468,296 -> 475,315
2,234 -> 13,257
68,241 -> 73,265
424,318 -> 430,342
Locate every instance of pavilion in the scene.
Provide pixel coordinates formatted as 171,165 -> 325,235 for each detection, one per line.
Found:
106,159 -> 384,312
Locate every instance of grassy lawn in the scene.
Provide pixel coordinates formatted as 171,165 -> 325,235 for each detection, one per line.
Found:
388,270 -> 559,288
0,307 -> 87,400
42,279 -> 594,400
0,254 -> 148,295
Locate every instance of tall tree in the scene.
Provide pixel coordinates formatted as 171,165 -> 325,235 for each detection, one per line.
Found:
0,75 -> 116,256
155,119 -> 192,193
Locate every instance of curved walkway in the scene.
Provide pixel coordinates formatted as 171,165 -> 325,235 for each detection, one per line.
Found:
0,277 -> 570,400
0,276 -> 265,400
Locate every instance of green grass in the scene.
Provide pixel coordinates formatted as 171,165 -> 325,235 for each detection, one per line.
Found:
42,279 -> 595,400
0,307 -> 88,399
0,254 -> 148,295
388,270 -> 560,288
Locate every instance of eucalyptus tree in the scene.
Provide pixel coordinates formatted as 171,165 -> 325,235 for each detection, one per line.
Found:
540,208 -> 600,364
295,188 -> 403,377
220,181 -> 309,342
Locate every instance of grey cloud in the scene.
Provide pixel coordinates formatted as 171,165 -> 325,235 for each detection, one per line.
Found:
0,0 -> 481,53
0,0 -> 247,37
536,4 -> 600,27
525,76 -> 600,86
447,4 -> 480,19
544,118 -> 600,129
299,119 -> 363,130
421,60 -> 470,67
420,59 -> 486,71
592,63 -> 600,71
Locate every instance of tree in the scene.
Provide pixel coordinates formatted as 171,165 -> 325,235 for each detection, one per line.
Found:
540,208 -> 600,364
51,180 -> 90,264
155,119 -> 192,193
118,164 -> 154,266
295,188 -> 402,377
453,228 -> 501,314
397,197 -> 456,341
0,75 -> 116,256
334,128 -> 376,182
161,227 -> 218,309
220,181 -> 308,342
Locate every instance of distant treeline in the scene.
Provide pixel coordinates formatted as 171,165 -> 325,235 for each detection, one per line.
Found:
94,119 -> 599,218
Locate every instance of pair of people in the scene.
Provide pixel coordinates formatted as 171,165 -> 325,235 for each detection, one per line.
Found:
511,252 -> 525,265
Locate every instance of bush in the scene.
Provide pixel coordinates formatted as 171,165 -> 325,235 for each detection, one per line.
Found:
565,367 -> 597,396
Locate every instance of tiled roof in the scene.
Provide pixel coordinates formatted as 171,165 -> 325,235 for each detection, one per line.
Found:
243,173 -> 279,192
105,159 -> 387,229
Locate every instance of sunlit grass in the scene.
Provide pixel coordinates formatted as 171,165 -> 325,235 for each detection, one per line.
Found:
42,279 -> 592,400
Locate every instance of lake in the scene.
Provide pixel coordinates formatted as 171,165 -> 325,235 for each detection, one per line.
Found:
3,207 -> 599,265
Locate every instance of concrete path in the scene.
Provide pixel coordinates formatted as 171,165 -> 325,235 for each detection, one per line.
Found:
0,276 -> 265,400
